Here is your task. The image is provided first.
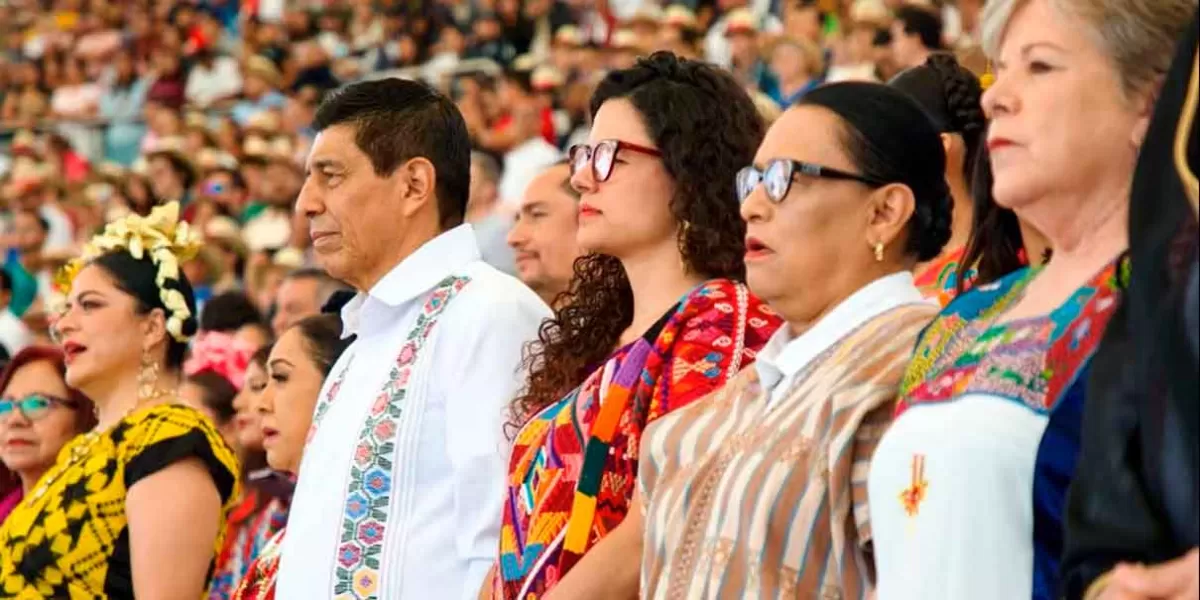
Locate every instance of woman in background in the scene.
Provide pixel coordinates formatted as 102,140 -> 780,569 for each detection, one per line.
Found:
234,315 -> 352,600
492,52 -> 781,600
889,53 -> 987,304
0,346 -> 94,525
183,332 -> 288,600
868,0 -> 1195,598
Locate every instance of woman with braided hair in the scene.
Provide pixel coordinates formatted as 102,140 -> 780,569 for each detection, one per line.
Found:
890,52 -> 989,304
489,52 -> 781,600
0,203 -> 239,598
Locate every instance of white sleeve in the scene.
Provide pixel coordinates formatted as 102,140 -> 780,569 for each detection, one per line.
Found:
439,283 -> 550,600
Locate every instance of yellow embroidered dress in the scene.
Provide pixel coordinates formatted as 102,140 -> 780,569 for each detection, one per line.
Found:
0,404 -> 240,599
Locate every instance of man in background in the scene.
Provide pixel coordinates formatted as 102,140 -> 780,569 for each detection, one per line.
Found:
0,270 -> 32,357
468,151 -> 518,275
270,267 -> 345,336
507,162 -> 582,308
890,5 -> 943,70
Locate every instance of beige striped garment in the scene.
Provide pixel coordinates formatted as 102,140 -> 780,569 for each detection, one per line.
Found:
638,304 -> 937,600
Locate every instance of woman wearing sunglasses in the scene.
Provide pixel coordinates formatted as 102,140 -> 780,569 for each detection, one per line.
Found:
490,52 -> 781,600
638,82 -> 951,598
0,346 -> 95,526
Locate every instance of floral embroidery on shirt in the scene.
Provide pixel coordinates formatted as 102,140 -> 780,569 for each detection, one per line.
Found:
332,276 -> 471,599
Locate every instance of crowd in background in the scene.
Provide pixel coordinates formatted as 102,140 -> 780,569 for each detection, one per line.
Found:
0,0 -> 990,360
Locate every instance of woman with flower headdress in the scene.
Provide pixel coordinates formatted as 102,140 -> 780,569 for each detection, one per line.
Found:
0,203 -> 240,599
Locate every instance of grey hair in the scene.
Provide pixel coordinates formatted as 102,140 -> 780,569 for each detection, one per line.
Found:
981,0 -> 1196,97
470,151 -> 502,185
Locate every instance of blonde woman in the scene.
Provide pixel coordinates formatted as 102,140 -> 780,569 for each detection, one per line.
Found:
868,0 -> 1197,598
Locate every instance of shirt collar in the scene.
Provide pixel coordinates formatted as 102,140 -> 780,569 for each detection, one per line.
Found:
340,224 -> 481,337
755,271 -> 930,393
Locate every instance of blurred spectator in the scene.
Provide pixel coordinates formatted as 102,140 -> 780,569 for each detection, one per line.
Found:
767,36 -> 823,107
890,5 -> 943,70
469,151 -> 518,275
705,0 -> 783,68
146,48 -> 188,109
232,56 -> 287,125
725,9 -> 779,101
269,268 -> 344,337
0,270 -> 32,356
467,12 -> 518,66
186,46 -> 244,109
99,51 -> 151,166
146,141 -> 199,206
3,209 -> 52,316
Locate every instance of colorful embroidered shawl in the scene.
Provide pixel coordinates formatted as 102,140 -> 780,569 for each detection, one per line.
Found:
208,490 -> 288,600
495,279 -> 780,600
897,258 -> 1126,598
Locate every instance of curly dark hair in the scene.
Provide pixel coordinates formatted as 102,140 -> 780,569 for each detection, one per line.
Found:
510,52 -> 765,427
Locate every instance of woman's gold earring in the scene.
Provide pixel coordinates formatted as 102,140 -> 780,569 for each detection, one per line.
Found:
136,348 -> 160,404
874,242 -> 885,263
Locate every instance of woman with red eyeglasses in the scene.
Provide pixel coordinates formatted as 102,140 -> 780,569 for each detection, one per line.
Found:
0,346 -> 95,526
487,52 -> 782,600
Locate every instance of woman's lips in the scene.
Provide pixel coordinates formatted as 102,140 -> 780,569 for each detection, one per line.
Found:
261,428 -> 281,445
744,236 -> 773,260
62,341 -> 87,364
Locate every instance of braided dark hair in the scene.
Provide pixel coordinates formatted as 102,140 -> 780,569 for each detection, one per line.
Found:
799,82 -> 953,262
889,53 -> 987,191
511,52 -> 764,427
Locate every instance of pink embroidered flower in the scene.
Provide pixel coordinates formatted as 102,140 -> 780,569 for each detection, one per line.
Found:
354,443 -> 372,466
356,520 -> 385,545
337,543 -> 362,568
397,343 -> 416,366
370,394 -> 389,415
372,420 -> 396,441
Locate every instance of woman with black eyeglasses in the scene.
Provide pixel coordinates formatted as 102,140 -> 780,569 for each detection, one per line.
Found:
0,346 -> 95,526
488,52 -> 782,600
637,81 -> 951,598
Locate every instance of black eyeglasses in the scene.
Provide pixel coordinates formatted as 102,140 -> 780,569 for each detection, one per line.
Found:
567,139 -> 662,183
736,159 -> 888,204
0,394 -> 71,421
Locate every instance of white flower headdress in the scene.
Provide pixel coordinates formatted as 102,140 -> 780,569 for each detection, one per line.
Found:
55,202 -> 202,342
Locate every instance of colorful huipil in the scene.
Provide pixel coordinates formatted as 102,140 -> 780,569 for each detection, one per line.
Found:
639,274 -> 936,599
914,246 -> 975,307
869,258 -> 1127,600
233,529 -> 285,600
0,404 -> 240,598
208,490 -> 288,600
494,279 -> 781,599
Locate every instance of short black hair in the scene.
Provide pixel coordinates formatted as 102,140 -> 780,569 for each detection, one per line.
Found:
199,291 -> 266,333
798,82 -> 953,262
313,78 -> 472,230
895,6 -> 943,51
211,167 -> 247,191
284,268 -> 347,309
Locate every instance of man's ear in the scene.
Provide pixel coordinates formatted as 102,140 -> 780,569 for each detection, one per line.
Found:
398,157 -> 437,220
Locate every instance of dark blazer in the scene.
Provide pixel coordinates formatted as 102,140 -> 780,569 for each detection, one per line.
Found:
1059,10 -> 1200,599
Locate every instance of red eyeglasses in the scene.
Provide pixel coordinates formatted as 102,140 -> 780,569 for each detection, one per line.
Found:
567,139 -> 662,182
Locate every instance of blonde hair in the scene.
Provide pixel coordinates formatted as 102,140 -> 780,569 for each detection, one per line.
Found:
981,0 -> 1196,97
